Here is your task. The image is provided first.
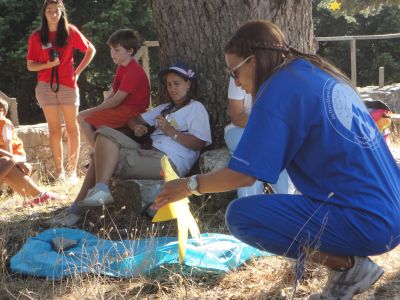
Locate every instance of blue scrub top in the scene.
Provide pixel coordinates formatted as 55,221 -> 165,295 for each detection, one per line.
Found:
228,59 -> 400,219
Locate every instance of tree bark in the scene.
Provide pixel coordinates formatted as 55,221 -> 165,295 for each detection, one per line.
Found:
149,0 -> 315,147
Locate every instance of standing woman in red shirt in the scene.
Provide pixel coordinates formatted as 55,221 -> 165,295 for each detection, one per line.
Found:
27,0 -> 96,183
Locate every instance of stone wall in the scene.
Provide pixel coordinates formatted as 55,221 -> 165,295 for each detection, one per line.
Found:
359,83 -> 400,113
15,123 -> 91,180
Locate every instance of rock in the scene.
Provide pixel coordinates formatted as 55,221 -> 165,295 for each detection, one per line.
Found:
359,84 -> 400,113
197,147 -> 236,213
111,178 -> 163,210
199,147 -> 230,173
15,123 -> 91,179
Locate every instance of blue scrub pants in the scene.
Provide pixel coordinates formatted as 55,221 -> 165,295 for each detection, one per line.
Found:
226,194 -> 399,258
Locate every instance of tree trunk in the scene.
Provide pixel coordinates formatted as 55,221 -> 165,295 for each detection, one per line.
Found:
149,0 -> 315,147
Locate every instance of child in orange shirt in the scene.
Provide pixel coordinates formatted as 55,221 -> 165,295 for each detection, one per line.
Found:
0,98 -> 29,174
0,97 -> 64,206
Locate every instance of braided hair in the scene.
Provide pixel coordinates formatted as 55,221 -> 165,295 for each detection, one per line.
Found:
224,20 -> 353,94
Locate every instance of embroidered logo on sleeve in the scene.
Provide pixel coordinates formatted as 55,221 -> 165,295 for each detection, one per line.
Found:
324,79 -> 380,149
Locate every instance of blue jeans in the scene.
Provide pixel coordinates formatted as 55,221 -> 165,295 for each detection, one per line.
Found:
225,126 -> 295,195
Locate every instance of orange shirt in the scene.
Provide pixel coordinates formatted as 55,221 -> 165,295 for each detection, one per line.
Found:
0,119 -> 25,157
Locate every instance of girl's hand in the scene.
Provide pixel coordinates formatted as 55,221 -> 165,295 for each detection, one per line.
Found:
151,178 -> 191,209
155,115 -> 174,136
48,57 -> 60,68
134,124 -> 148,137
18,162 -> 32,176
11,155 -> 26,165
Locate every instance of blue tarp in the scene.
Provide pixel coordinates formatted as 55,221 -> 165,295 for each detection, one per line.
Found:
10,228 -> 272,279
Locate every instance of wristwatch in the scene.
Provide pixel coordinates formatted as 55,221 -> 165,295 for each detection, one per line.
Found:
187,175 -> 203,196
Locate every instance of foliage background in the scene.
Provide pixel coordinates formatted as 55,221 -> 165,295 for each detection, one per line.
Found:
0,0 -> 400,124
314,0 -> 400,87
0,0 -> 156,124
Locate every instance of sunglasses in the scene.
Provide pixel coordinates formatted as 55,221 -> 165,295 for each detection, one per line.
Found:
44,0 -> 63,4
226,55 -> 254,80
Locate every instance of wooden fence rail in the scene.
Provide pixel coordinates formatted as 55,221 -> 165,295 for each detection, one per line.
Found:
139,34 -> 400,87
316,33 -> 400,86
134,41 -> 159,80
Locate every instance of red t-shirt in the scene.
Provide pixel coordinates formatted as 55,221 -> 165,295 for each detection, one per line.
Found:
112,59 -> 150,112
27,24 -> 91,88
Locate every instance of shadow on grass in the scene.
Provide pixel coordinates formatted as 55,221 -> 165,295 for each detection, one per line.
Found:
367,267 -> 400,299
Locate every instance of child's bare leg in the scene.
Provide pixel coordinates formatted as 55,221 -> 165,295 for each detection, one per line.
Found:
61,105 -> 80,175
42,106 -> 64,176
3,166 -> 42,199
0,157 -> 17,181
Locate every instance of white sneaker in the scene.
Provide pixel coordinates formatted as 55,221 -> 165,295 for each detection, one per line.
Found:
77,187 -> 114,208
44,208 -> 82,227
309,256 -> 384,300
66,173 -> 79,185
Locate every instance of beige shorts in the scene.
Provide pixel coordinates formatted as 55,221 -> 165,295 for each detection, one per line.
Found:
96,127 -> 167,180
35,81 -> 80,107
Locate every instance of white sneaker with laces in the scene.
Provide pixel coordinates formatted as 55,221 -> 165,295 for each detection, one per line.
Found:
44,208 -> 82,227
77,187 -> 114,207
309,256 -> 384,300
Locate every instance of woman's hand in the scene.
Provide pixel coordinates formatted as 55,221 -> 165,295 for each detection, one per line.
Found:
134,124 -> 148,137
152,178 -> 191,209
155,115 -> 174,136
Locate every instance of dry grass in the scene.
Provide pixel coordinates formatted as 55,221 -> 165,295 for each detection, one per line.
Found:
1,138 -> 400,299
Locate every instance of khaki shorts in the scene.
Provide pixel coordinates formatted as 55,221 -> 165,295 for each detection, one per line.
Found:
96,127 -> 167,179
35,81 -> 80,107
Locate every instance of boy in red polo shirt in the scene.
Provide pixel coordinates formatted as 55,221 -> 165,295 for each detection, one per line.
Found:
78,29 -> 150,147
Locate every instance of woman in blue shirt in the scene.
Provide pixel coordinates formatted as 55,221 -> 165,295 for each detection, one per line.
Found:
153,20 -> 400,299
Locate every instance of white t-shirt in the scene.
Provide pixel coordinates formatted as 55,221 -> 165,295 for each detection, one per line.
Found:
2,124 -> 13,141
142,100 -> 212,176
225,77 -> 253,132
